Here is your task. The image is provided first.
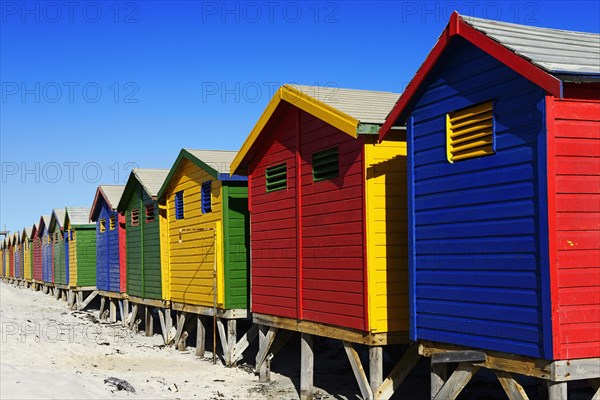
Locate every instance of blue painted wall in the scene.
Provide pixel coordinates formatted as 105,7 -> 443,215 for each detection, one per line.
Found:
407,38 -> 549,358
42,232 -> 52,282
96,196 -> 121,292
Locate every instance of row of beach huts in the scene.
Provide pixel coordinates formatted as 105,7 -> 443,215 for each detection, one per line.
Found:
1,14 -> 599,400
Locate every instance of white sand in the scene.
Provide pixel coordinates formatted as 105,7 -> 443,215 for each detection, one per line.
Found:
0,283 -> 299,399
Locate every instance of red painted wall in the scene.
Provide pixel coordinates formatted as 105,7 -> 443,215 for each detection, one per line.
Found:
548,88 -> 600,359
33,236 -> 43,281
248,103 -> 367,331
9,245 -> 14,277
119,212 -> 127,293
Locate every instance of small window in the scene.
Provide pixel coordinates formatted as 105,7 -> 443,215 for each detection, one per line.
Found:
109,216 -> 116,230
446,101 -> 495,163
175,191 -> 184,220
312,147 -> 339,181
100,219 -> 106,233
131,209 -> 140,226
201,181 -> 212,214
146,204 -> 155,223
266,163 -> 287,192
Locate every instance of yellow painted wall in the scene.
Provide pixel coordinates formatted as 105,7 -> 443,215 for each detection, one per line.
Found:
23,239 -> 32,280
69,228 -> 78,287
159,201 -> 170,301
161,159 -> 225,307
364,132 -> 409,333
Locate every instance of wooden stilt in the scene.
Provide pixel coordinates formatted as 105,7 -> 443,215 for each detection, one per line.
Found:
129,304 -> 139,330
431,362 -> 448,400
158,308 -> 168,344
343,341 -> 373,400
226,320 -> 237,366
109,299 -> 117,323
375,343 -> 421,400
300,333 -> 314,400
369,346 -> 383,395
99,297 -> 106,321
118,300 -> 125,325
256,326 -> 278,374
547,381 -> 567,400
122,299 -> 129,326
495,371 -> 529,400
78,290 -> 98,310
196,315 -> 205,357
258,325 -> 270,383
229,325 -> 259,365
173,312 -> 187,348
216,318 -> 228,360
433,363 -> 479,400
145,306 -> 154,337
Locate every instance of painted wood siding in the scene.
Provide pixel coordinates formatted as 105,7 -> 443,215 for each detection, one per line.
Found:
24,240 -> 32,280
14,245 -> 21,278
125,182 -> 162,299
299,110 -> 366,331
96,199 -> 122,292
549,93 -> 600,360
249,104 -> 367,331
408,39 -> 548,358
165,159 -> 225,307
69,232 -> 78,286
33,237 -> 43,281
54,235 -> 66,285
75,229 -> 96,287
223,184 -> 250,309
249,105 -> 298,319
42,234 -> 52,282
364,133 -> 409,333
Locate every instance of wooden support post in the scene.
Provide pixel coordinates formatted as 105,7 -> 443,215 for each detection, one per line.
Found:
370,346 -> 383,395
589,379 -> 600,400
229,325 -> 259,365
61,290 -> 67,301
173,312 -> 186,348
216,318 -> 228,360
547,381 -> 567,400
78,291 -> 98,310
433,363 -> 479,400
122,299 -> 129,326
118,301 -> 125,325
99,297 -> 106,321
133,317 -> 141,334
129,304 -> 139,330
77,291 -> 83,308
145,306 -> 154,337
109,299 -> 117,323
300,333 -> 314,400
158,308 -> 168,344
343,341 -> 373,400
258,325 -> 270,383
54,288 -> 60,300
495,371 -> 529,400
375,343 -> 421,400
178,331 -> 189,351
431,362 -> 448,400
165,308 -> 173,332
196,315 -> 205,357
255,326 -> 278,374
67,290 -> 74,308
226,320 -> 237,366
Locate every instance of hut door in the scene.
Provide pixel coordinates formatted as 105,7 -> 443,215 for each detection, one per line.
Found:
225,196 -> 250,309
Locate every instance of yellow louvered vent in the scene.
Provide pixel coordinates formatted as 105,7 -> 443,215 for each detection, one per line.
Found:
446,101 -> 495,163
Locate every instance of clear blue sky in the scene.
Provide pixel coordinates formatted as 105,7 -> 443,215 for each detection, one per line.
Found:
1,0 -> 599,233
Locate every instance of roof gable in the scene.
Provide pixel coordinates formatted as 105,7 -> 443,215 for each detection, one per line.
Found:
231,84 -> 401,175
65,207 -> 94,228
90,185 -> 125,222
49,208 -> 66,232
117,168 -> 169,211
157,149 -> 246,199
378,12 -> 596,140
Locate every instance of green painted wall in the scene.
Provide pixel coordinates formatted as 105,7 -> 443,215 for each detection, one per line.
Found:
223,184 -> 249,309
54,237 -> 66,285
125,181 -> 162,299
76,228 -> 97,287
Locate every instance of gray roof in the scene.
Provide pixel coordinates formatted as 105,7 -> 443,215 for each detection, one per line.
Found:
66,207 -> 94,226
23,226 -> 33,239
51,208 -> 66,229
133,168 -> 170,197
292,85 -> 401,125
100,185 -> 125,208
464,15 -> 600,76
185,149 -> 238,174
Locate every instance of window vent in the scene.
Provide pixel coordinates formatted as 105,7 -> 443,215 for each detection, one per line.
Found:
175,191 -> 184,220
266,164 -> 287,192
146,204 -> 155,223
446,101 -> 495,163
131,209 -> 140,226
109,216 -> 116,230
201,181 -> 212,214
312,147 -> 339,181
